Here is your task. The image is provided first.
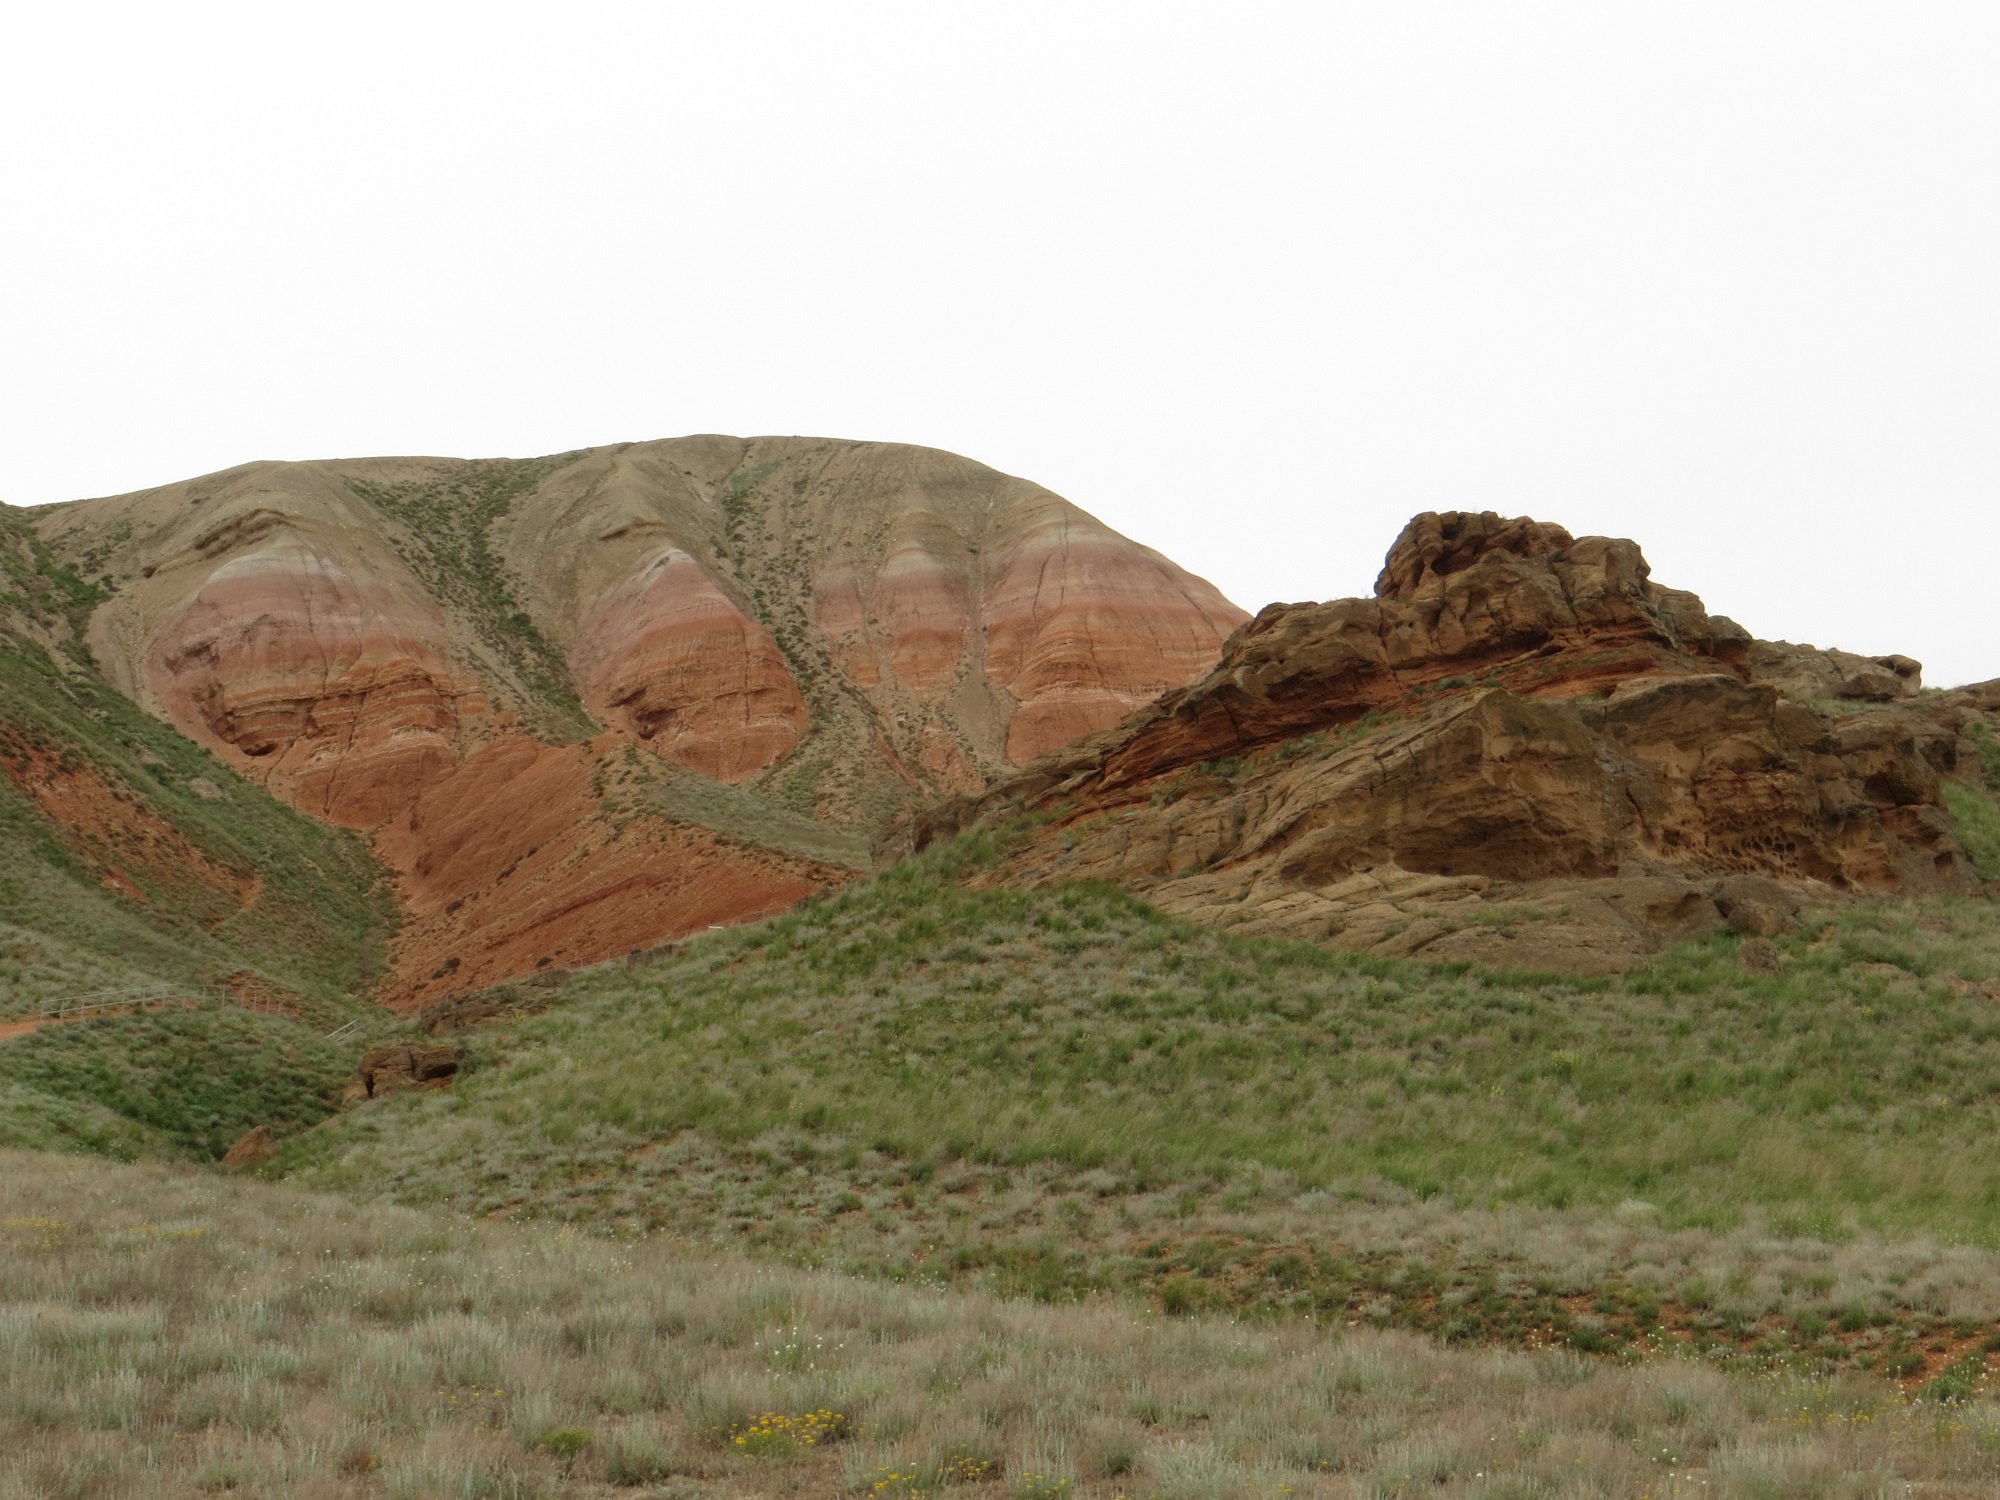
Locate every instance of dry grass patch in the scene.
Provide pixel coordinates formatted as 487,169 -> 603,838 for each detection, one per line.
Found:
8,1151 -> 2000,1498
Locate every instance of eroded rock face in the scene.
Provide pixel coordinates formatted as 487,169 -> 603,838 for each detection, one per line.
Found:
982,496 -> 1252,765
372,731 -> 847,1007
898,511 -> 1982,973
1744,640 -> 1925,704
864,536 -> 972,692
573,547 -> 807,782
515,438 -> 1248,793
143,510 -> 482,826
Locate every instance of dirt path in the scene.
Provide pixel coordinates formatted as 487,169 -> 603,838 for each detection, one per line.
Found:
0,998 -> 199,1044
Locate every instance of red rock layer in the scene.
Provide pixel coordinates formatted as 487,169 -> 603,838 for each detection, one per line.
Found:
812,567 -> 881,687
573,547 -> 807,783
872,539 -> 972,691
982,498 -> 1250,765
373,734 -> 843,1008
147,528 -> 481,826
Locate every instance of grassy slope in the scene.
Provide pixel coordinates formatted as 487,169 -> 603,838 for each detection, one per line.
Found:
284,828 -> 2000,1373
11,1149 -> 2000,1500
1945,725 -> 2000,878
596,739 -> 871,873
0,1006 -> 360,1161
0,505 -> 394,1019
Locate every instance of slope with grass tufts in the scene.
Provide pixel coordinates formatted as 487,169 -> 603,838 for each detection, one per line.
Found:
0,1004 -> 361,1160
281,828 -> 2000,1377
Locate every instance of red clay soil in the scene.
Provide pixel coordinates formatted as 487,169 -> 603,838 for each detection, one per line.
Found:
0,742 -> 257,918
372,733 -> 849,1010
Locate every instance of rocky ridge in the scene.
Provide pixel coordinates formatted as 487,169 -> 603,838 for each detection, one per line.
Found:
896,511 -> 1998,973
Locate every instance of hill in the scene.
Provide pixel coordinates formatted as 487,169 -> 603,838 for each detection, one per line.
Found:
22,438 -> 1246,1003
9,496 -> 2000,1495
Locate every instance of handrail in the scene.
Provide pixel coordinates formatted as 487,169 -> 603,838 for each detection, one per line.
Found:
42,988 -> 180,1020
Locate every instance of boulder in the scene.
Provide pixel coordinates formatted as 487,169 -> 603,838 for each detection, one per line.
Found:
1745,641 -> 1923,704
1738,938 -> 1784,976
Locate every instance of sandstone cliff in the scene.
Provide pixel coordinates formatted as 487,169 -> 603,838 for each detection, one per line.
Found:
896,512 -> 1995,973
24,438 -> 1245,1002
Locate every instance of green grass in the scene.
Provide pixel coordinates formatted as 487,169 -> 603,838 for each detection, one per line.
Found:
12,1149 -> 2000,1500
596,739 -> 869,871
1946,761 -> 2000,879
279,830 -> 2000,1365
1945,780 -> 2000,879
1972,721 -> 2000,789
0,1006 -> 362,1160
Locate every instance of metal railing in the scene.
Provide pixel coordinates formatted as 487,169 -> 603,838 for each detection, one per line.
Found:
37,986 -> 186,1021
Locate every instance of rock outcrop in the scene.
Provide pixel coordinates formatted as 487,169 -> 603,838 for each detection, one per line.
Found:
897,512 -> 1987,973
343,1042 -> 464,1102
220,1125 -> 277,1167
25,438 -> 1244,1001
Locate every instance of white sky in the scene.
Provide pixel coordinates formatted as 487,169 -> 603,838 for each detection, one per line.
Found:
3,2 -> 1995,685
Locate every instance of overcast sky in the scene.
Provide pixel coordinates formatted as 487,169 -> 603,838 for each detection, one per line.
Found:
3,2 -> 1994,684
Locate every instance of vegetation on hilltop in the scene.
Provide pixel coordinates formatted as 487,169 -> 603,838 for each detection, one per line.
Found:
12,1150 -> 2000,1499
347,458 -> 598,742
